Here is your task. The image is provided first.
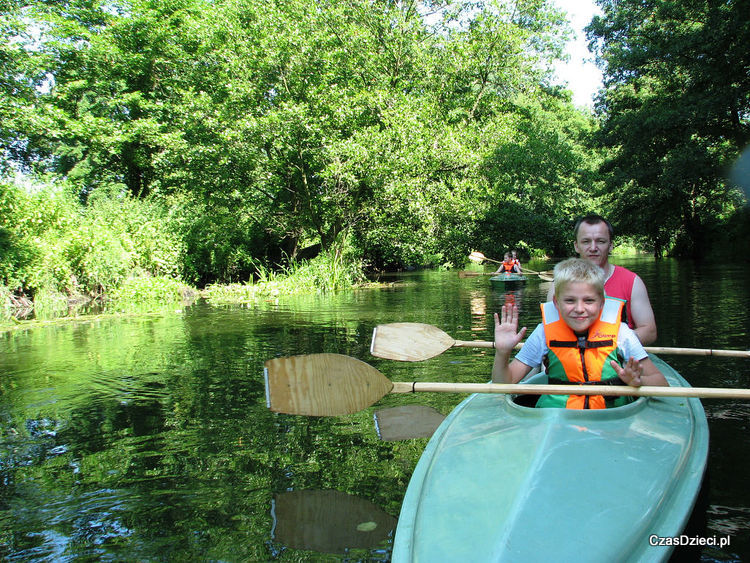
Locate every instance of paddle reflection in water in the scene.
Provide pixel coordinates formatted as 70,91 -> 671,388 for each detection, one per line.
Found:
374,405 -> 446,441
272,490 -> 396,555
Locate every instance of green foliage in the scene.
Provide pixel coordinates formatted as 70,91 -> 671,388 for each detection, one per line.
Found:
0,179 -> 76,292
110,276 -> 194,309
476,94 -> 602,257
0,178 -> 185,302
590,0 -> 750,257
2,0 -> 613,285
3,0 -> 585,279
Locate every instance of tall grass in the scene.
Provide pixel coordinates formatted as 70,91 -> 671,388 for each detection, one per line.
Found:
203,250 -> 366,304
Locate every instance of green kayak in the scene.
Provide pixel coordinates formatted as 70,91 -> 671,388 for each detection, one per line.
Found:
392,356 -> 708,562
489,273 -> 527,287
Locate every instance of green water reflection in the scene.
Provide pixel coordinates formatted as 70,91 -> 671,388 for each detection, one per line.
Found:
1,260 -> 749,560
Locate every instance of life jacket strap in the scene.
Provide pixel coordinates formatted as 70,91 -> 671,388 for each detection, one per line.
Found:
548,338 -> 614,349
546,376 -> 626,386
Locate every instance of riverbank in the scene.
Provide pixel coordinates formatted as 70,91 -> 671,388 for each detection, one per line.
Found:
0,266 -> 401,331
0,246 -> 377,326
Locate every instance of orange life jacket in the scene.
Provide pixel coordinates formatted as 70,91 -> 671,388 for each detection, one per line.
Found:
501,260 -> 515,272
539,297 -> 627,409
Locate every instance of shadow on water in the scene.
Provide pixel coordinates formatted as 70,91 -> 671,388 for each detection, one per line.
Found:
0,261 -> 749,560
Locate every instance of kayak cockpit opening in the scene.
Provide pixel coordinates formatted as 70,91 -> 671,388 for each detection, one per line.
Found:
511,369 -> 646,410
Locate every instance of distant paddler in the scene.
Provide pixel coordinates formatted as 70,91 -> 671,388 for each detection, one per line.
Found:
511,250 -> 522,273
493,252 -> 520,275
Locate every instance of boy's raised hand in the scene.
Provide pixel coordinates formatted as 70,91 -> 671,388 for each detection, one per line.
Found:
611,357 -> 644,387
493,303 -> 527,354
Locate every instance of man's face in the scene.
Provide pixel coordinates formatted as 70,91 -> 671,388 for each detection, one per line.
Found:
574,221 -> 613,269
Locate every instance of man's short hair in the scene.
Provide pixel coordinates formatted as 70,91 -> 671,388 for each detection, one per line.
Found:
573,214 -> 614,242
553,258 -> 606,299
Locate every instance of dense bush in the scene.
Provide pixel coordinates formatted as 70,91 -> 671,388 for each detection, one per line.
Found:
0,180 -> 186,300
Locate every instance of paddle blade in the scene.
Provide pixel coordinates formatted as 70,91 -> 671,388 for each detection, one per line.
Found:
273,490 -> 397,553
469,251 -> 501,264
370,323 -> 456,362
264,353 -> 393,416
468,251 -> 486,263
374,405 -> 446,441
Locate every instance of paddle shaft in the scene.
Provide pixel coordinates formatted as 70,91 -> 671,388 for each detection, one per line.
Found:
458,271 -> 497,276
451,339 -> 750,358
391,381 -> 750,399
265,353 -> 750,417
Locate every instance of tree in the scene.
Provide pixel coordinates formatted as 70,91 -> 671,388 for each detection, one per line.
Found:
4,0 -> 205,198
589,0 -> 750,256
477,91 -> 602,257
2,0 -> 589,284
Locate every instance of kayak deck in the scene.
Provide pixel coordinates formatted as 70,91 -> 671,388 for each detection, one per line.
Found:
489,274 -> 526,285
393,356 -> 708,562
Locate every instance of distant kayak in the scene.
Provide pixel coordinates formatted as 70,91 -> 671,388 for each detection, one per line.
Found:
489,273 -> 527,286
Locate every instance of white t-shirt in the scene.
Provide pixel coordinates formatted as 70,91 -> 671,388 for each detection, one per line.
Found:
515,322 -> 647,369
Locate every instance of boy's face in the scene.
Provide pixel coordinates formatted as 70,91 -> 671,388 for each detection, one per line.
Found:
553,281 -> 604,334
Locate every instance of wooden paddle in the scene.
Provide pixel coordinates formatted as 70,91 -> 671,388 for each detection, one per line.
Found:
265,353 -> 750,416
469,251 -> 502,264
370,322 -> 750,362
521,266 -> 554,279
458,270 -> 496,277
460,269 -> 553,280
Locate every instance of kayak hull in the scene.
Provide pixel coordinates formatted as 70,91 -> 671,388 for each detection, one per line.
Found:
489,274 -> 527,287
392,356 -> 708,562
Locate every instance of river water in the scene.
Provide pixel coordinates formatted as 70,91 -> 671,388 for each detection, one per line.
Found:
1,256 -> 749,561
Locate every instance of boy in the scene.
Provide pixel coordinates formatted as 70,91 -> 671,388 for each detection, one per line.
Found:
493,258 -> 668,408
510,250 -> 521,273
494,252 -> 516,274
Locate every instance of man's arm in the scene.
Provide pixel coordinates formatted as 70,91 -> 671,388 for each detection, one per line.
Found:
629,275 -> 657,345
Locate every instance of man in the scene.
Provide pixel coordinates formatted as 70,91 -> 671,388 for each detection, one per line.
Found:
547,214 -> 657,345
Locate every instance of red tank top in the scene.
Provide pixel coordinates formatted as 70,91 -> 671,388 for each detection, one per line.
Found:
604,265 -> 636,328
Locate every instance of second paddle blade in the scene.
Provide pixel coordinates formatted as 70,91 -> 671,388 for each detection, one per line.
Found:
468,251 -> 486,263
264,353 -> 393,416
370,322 -> 456,361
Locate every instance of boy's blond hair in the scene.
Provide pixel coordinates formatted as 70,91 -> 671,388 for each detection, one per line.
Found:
553,258 -> 605,299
